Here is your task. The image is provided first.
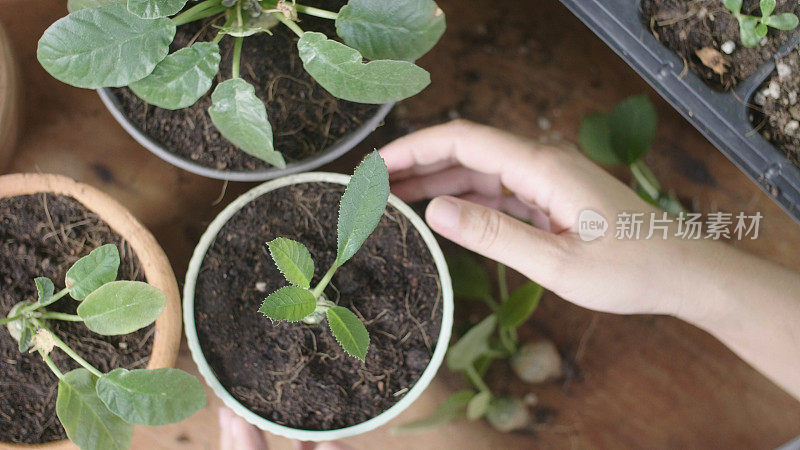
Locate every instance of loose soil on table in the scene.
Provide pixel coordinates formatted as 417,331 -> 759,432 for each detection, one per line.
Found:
112,0 -> 379,172
0,194 -> 152,445
194,183 -> 442,430
641,0 -> 799,90
752,48 -> 800,165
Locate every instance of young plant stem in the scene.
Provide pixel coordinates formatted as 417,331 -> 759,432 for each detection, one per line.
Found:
498,326 -> 517,355
629,160 -> 661,202
231,36 -> 244,78
32,319 -> 103,378
273,11 -> 304,37
0,315 -> 21,325
466,365 -> 490,393
36,312 -> 83,322
260,1 -> 338,19
311,264 -> 338,299
497,262 -> 508,302
39,349 -> 63,379
173,1 -> 228,26
212,14 -> 234,44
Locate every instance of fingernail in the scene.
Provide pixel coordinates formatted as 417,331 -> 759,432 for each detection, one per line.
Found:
428,196 -> 460,231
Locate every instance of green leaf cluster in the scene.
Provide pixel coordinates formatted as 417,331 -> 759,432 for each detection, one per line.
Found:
37,0 -> 446,166
3,244 -> 207,450
258,151 -> 389,361
578,95 -> 687,216
724,0 -> 799,47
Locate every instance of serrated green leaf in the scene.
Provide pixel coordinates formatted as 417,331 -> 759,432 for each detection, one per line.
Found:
65,244 -> 120,300
336,151 -> 389,266
297,31 -> 430,104
37,3 -> 175,88
130,42 -> 221,110
96,368 -> 207,426
393,390 -> 474,434
497,281 -> 542,329
326,306 -> 369,361
67,0 -> 121,12
608,95 -> 657,165
77,281 -> 166,335
57,369 -> 134,450
578,113 -> 623,166
208,78 -> 286,167
335,0 -> 445,61
446,253 -> 490,300
35,277 -> 55,304
765,12 -> 799,29
267,238 -> 315,288
466,390 -> 492,420
127,0 -> 188,19
258,286 -> 317,321
447,315 -> 496,371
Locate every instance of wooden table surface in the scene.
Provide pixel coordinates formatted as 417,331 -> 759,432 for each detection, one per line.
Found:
2,0 -> 800,448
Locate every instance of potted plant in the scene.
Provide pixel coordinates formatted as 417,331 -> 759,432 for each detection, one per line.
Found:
37,0 -> 446,181
183,152 -> 453,440
0,20 -> 19,171
0,173 -> 195,449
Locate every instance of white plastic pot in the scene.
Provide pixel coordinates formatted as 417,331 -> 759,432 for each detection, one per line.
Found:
183,172 -> 453,441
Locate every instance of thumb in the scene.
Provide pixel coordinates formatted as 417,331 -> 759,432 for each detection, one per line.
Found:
426,196 -> 570,286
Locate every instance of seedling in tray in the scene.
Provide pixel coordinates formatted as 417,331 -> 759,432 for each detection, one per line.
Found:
724,0 -> 798,47
37,0 -> 445,167
258,151 -> 389,361
2,244 -> 206,450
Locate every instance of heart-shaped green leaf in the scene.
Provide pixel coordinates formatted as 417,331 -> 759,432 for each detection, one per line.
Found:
447,314 -> 497,371
77,281 -> 166,335
267,237 -> 315,288
446,253 -> 490,301
326,306 -> 370,361
96,368 -> 207,426
497,281 -> 542,329
57,369 -> 134,450
608,95 -> 657,165
127,0 -> 188,19
393,390 -> 474,434
466,390 -> 492,420
258,286 -> 317,321
130,42 -> 221,110
297,31 -> 430,104
335,0 -> 445,61
208,78 -> 286,167
37,3 -> 175,88
65,244 -> 120,300
35,277 -> 55,304
67,0 -> 121,12
578,113 -> 623,166
335,151 -> 389,266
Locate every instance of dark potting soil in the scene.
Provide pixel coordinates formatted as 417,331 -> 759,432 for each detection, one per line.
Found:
194,183 -> 442,430
753,48 -> 800,166
641,0 -> 799,90
111,0 -> 380,172
0,194 -> 152,445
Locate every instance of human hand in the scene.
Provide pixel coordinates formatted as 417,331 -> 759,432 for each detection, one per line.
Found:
218,408 -> 352,450
380,120 -> 720,319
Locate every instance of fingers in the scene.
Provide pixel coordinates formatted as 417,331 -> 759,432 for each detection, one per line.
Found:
392,166 -> 502,203
426,196 -> 570,287
458,193 -> 552,230
219,408 -> 268,450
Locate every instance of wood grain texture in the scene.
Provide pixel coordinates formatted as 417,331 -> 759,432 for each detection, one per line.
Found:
0,0 -> 799,448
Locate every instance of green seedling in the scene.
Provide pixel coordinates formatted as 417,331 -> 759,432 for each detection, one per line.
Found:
395,254 -> 546,434
579,94 -> 688,215
258,151 -> 389,361
724,0 -> 798,47
2,244 -> 207,450
38,0 -> 445,166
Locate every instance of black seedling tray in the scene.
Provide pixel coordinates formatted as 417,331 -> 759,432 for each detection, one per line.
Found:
559,0 -> 800,223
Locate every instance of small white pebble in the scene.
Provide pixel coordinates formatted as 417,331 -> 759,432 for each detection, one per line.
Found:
755,92 -> 767,105
785,120 -> 799,134
778,62 -> 792,78
255,281 -> 267,292
721,40 -> 736,54
761,37 -> 769,46
698,7 -> 708,19
118,342 -> 127,349
768,81 -> 781,99
537,117 -> 552,130
523,393 -> 539,406
789,91 -> 797,105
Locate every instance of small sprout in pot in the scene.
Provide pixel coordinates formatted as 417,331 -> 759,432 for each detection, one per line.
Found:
511,339 -> 563,384
1,244 -> 207,450
258,151 -> 389,361
37,0 -> 446,166
723,0 -> 799,48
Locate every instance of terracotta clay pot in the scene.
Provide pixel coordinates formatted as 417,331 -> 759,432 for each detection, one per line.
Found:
0,173 -> 182,450
0,21 -> 20,171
